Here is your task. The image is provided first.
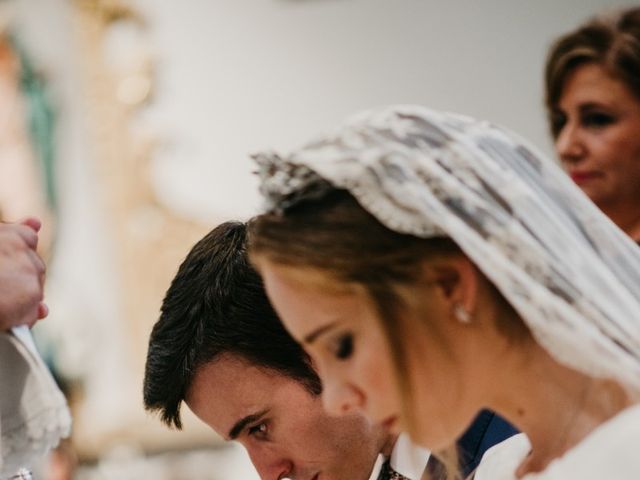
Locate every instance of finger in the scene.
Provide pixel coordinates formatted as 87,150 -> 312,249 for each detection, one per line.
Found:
4,301 -> 41,330
37,302 -> 49,319
13,224 -> 39,250
20,217 -> 42,233
26,248 -> 47,283
22,287 -> 45,327
26,310 -> 40,328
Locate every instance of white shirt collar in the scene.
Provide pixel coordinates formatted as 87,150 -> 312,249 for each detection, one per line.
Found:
367,453 -> 385,480
367,433 -> 431,480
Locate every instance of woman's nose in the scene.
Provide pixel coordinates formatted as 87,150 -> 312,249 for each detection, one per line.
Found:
555,122 -> 586,164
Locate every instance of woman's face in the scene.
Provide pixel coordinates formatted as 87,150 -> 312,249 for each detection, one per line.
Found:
257,259 -> 482,450
554,63 -> 640,212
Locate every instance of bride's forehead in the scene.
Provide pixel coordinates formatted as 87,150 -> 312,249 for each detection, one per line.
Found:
260,259 -> 359,296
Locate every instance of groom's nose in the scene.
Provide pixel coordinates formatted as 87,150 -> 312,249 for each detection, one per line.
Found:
248,448 -> 293,480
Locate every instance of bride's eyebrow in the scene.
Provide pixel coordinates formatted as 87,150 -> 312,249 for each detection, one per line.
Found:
303,320 -> 340,345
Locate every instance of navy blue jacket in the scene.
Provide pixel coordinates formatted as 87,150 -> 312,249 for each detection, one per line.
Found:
457,410 -> 518,475
425,410 -> 518,478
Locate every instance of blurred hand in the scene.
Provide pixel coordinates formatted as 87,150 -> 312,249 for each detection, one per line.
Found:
0,217 -> 48,331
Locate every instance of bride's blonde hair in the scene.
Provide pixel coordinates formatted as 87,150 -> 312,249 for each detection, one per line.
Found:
250,188 -> 527,478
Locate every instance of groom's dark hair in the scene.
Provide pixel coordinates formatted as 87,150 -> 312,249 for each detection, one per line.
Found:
143,221 -> 321,429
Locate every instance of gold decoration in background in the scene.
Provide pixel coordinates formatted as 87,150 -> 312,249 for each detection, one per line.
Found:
69,0 -> 213,456
0,34 -> 53,253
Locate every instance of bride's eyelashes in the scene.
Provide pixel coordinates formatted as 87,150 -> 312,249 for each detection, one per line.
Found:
333,333 -> 354,360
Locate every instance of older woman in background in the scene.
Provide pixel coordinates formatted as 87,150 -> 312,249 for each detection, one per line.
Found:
249,105 -> 640,479
546,7 -> 640,241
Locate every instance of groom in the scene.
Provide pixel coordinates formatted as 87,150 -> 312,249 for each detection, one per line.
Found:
143,221 -> 517,479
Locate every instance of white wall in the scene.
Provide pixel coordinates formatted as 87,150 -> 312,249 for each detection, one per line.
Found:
132,0 -> 631,221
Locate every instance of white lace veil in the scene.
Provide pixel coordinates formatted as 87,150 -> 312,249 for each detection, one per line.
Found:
254,105 -> 640,392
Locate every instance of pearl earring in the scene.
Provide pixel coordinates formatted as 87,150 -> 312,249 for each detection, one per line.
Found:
454,303 -> 472,324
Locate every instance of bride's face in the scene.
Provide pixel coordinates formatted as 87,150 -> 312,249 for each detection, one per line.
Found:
257,258 -> 481,450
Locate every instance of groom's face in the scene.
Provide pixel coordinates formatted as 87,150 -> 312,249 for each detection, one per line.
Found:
186,353 -> 388,480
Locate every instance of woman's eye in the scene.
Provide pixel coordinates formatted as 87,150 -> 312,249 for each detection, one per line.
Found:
334,334 -> 354,360
582,112 -> 615,128
248,423 -> 268,439
551,111 -> 566,137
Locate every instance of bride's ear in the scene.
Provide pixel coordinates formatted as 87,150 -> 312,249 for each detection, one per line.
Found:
426,256 -> 478,317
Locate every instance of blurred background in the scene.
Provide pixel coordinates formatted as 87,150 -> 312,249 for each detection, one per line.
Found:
0,0 -> 630,478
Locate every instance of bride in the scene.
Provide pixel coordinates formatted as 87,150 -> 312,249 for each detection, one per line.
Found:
248,105 -> 640,479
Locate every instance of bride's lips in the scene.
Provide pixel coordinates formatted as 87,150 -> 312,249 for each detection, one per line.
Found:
379,415 -> 399,431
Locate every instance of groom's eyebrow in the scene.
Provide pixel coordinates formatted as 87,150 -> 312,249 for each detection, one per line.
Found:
228,409 -> 269,440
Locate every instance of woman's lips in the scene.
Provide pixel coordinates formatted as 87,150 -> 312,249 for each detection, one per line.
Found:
570,171 -> 602,184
